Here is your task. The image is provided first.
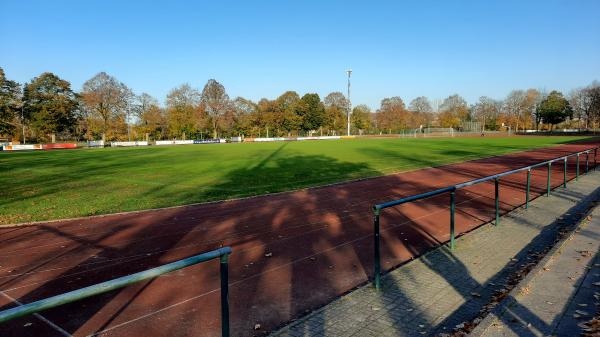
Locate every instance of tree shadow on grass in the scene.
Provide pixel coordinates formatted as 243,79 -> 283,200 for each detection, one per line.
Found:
0,145 -> 230,223
1,141 -> 598,336
0,145 -> 388,337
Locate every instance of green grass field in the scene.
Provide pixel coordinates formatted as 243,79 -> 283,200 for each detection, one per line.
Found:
0,136 -> 591,225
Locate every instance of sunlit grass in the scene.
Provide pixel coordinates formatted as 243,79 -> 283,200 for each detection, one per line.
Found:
0,136 -> 591,224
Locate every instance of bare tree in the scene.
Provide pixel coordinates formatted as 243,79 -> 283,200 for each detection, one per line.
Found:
80,72 -> 133,139
501,89 -> 540,131
200,79 -> 230,139
569,82 -> 600,129
408,96 -> 433,113
134,93 -> 159,119
431,98 -> 442,113
503,90 -> 526,131
409,96 -> 434,128
523,89 -> 541,130
588,82 -> 600,127
472,96 -> 501,130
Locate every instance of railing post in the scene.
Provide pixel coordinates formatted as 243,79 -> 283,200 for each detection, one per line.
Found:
586,152 -> 589,173
373,208 -> 381,290
525,169 -> 531,209
450,190 -> 456,250
220,254 -> 230,337
595,149 -> 597,171
547,162 -> 551,197
576,154 -> 579,181
495,178 -> 500,225
563,157 -> 567,188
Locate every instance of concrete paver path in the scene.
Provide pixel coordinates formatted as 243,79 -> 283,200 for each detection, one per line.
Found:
271,171 -> 600,337
472,198 -> 600,337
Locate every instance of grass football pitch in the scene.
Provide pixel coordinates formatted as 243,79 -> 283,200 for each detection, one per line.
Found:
0,136 -> 592,225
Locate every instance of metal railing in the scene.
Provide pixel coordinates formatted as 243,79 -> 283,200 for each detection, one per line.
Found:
372,146 -> 599,289
0,247 -> 233,336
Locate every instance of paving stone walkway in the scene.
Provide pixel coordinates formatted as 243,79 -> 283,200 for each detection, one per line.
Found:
269,171 -> 600,337
471,198 -> 600,337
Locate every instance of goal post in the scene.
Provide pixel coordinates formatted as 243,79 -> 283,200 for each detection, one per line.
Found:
423,127 -> 455,137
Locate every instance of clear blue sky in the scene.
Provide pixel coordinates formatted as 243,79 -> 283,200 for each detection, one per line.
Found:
1,0 -> 599,109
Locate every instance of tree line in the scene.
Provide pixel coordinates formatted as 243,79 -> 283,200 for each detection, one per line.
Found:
1,67 -> 599,142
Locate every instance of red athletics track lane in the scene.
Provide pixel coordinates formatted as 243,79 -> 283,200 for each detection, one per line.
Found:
0,141 -> 598,337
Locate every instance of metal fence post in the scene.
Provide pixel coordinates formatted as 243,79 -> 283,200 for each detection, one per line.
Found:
220,254 -> 230,337
563,157 -> 567,188
373,208 -> 381,290
525,169 -> 531,209
0,248 -> 233,328
586,152 -> 589,173
576,154 -> 579,180
450,190 -> 456,250
495,178 -> 500,225
547,162 -> 551,197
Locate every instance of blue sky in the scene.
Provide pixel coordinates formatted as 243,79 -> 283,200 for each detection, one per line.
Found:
1,0 -> 599,109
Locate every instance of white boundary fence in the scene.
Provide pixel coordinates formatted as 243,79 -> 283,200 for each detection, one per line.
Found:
250,136 -> 341,142
297,136 -> 341,141
87,140 -> 105,147
110,141 -> 149,147
2,144 -> 43,151
155,140 -> 195,146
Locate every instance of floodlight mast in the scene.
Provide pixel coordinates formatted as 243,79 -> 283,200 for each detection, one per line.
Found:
20,103 -> 25,144
346,69 -> 352,136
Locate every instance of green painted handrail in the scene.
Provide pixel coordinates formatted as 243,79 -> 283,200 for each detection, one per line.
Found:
0,247 -> 232,336
372,146 -> 599,290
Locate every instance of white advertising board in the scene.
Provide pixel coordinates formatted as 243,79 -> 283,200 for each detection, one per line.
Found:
3,144 -> 43,151
110,141 -> 149,147
155,140 -> 195,145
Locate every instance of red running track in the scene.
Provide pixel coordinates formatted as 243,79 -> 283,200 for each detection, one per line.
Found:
0,141 -> 598,337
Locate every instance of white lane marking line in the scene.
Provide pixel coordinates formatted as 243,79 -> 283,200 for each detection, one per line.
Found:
0,290 -> 71,337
